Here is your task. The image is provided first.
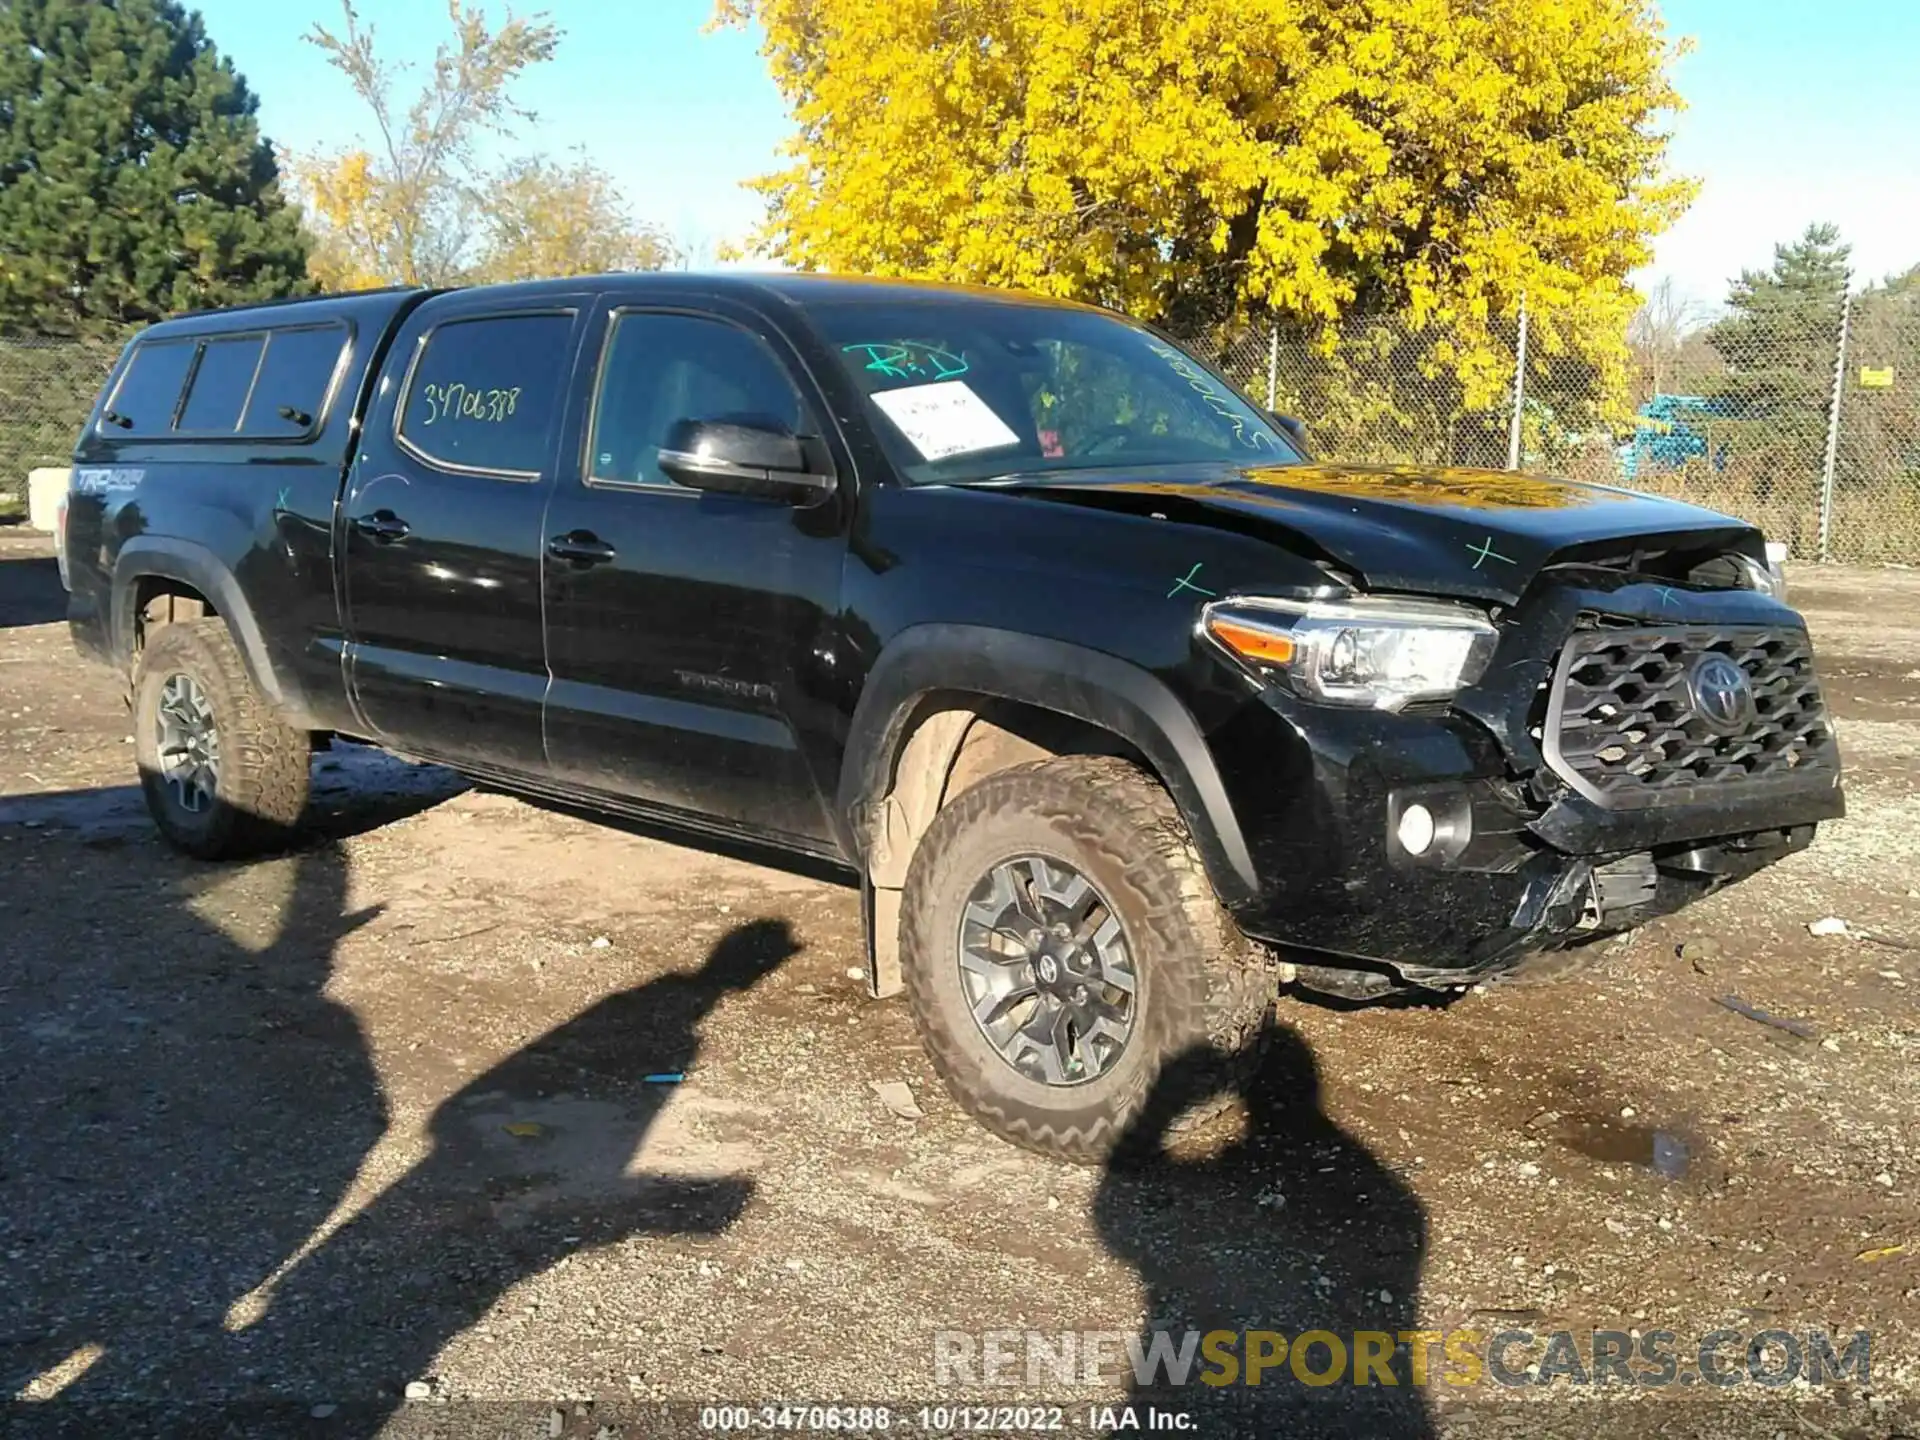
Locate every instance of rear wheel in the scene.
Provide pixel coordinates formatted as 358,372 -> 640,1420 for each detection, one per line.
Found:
133,619 -> 311,859
900,755 -> 1274,1163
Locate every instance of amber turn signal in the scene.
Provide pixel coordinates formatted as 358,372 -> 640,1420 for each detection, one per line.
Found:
1205,615 -> 1296,666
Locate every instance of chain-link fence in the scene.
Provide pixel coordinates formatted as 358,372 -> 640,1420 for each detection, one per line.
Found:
0,334 -> 125,516
1208,292 -> 1920,564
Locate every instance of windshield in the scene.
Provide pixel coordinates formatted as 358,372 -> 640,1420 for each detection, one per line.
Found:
808,297 -> 1299,484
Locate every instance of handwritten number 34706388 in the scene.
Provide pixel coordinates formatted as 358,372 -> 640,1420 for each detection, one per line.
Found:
419,383 -> 522,426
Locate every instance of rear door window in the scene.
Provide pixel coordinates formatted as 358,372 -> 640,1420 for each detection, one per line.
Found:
241,326 -> 347,436
397,312 -> 575,475
103,341 -> 196,434
177,335 -> 266,433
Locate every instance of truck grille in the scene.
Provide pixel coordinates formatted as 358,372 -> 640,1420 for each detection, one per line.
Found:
1542,624 -> 1837,808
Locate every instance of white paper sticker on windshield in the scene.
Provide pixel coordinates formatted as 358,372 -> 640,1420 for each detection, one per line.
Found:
869,380 -> 1020,462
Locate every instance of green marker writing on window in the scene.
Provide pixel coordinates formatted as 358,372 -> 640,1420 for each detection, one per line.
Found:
841,342 -> 969,382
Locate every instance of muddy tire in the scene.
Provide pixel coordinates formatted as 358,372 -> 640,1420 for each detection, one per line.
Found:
900,755 -> 1274,1164
133,618 -> 311,859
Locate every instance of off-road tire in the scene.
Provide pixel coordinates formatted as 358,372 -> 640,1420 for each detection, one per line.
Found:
133,618 -> 311,859
901,755 -> 1274,1163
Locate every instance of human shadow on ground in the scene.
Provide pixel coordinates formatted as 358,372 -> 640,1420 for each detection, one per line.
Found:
1093,1024 -> 1435,1438
0,836 -> 387,1426
3,765 -> 786,1437
210,916 -> 795,1429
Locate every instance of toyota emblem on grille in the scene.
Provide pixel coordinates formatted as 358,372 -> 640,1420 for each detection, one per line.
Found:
1688,653 -> 1756,734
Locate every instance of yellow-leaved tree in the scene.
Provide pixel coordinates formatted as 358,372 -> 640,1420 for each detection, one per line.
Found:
290,1 -> 674,290
719,0 -> 1694,408
288,149 -> 395,293
473,154 -> 677,284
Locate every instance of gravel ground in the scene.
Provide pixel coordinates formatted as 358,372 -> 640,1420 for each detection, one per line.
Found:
1,526 -> 1917,1440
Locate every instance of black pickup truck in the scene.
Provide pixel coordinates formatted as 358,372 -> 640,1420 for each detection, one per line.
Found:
62,274 -> 1843,1160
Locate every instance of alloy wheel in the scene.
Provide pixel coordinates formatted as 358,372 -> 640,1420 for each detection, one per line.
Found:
153,672 -> 221,815
955,855 -> 1137,1086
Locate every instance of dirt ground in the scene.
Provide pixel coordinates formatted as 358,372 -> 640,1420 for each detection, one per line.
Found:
1,524 -> 1917,1440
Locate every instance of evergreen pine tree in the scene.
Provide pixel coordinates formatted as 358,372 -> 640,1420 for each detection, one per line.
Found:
1702,224 -> 1851,501
1708,223 -> 1851,417
0,0 -> 310,335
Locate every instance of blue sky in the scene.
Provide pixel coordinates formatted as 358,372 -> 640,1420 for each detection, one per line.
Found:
1656,0 -> 1920,305
198,0 -> 792,265
196,0 -> 1920,309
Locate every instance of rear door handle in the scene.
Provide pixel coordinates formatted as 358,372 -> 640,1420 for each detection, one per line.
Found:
547,530 -> 617,566
352,510 -> 411,542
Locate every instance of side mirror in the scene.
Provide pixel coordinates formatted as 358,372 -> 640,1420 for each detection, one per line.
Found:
1270,412 -> 1311,458
657,418 -> 835,503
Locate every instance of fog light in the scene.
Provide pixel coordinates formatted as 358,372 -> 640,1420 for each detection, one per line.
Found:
1396,803 -> 1436,856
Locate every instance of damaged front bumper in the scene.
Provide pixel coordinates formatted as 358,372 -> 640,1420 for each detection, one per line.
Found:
1232,744 -> 1838,994
1390,822 -> 1823,990
1212,577 -> 1845,991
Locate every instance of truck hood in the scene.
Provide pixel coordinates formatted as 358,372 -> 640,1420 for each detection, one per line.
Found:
987,462 -> 1760,604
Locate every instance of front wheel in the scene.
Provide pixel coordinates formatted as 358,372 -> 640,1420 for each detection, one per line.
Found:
133,619 -> 312,859
900,756 -> 1274,1163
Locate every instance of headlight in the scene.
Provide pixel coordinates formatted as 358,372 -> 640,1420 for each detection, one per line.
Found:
1735,549 -> 1787,601
1203,594 -> 1498,711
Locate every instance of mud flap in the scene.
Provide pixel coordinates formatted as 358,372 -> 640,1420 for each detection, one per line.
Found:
863,875 -> 904,999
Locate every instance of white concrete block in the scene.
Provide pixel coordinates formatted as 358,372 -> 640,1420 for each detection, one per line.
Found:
27,467 -> 70,532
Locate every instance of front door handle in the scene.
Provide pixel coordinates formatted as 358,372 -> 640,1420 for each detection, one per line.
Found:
548,530 -> 617,566
352,509 -> 411,543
